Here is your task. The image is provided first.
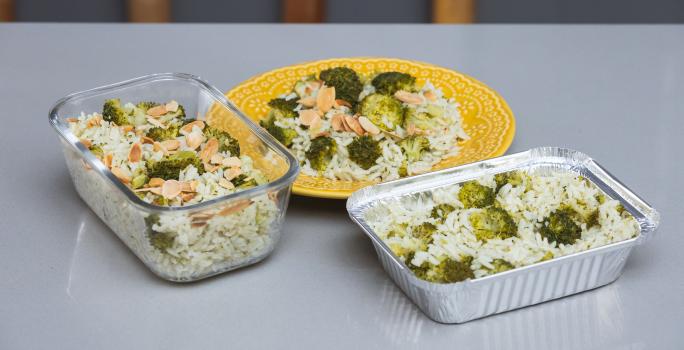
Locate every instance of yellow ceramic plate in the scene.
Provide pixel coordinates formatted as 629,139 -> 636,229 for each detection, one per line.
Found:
226,57 -> 515,199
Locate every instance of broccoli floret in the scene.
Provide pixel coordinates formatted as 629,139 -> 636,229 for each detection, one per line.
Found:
371,72 -> 417,95
398,135 -> 430,163
431,204 -> 455,221
259,118 -> 297,147
102,98 -> 130,126
146,151 -> 205,180
490,259 -> 515,274
147,122 -> 181,141
267,98 -> 298,119
358,93 -> 404,131
494,170 -> 526,192
318,67 -> 363,104
305,136 -> 337,172
203,125 -> 241,156
412,222 -> 436,242
431,257 -> 475,283
469,207 -> 518,241
404,251 -> 430,280
347,135 -> 382,170
458,181 -> 495,208
136,101 -> 159,111
145,214 -> 174,251
540,209 -> 582,245
231,174 -> 258,189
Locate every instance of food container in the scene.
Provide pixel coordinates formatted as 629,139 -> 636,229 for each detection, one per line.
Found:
49,73 -> 300,282
347,147 -> 659,323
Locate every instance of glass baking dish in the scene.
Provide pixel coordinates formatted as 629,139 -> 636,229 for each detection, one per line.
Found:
49,73 -> 300,282
347,147 -> 660,323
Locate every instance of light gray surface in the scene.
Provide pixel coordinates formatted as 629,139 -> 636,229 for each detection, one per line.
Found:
0,24 -> 682,349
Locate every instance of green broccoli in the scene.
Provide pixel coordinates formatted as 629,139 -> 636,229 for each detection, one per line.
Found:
145,214 -> 174,251
358,93 -> 405,131
557,204 -> 600,229
231,174 -> 258,189
102,98 -> 130,126
430,257 -> 475,283
403,106 -> 450,132
371,72 -> 417,95
494,170 -> 526,192
147,121 -> 181,141
539,209 -> 582,245
412,222 -> 436,242
267,98 -> 298,119
431,204 -> 456,221
469,207 -> 518,241
458,181 -> 495,208
490,259 -> 515,274
347,135 -> 382,170
203,125 -> 241,156
318,67 -> 363,104
404,251 -> 430,281
305,136 -> 337,172
146,151 -> 205,180
293,74 -> 317,98
398,160 -> 408,177
136,101 -> 159,111
259,118 -> 297,148
398,135 -> 430,163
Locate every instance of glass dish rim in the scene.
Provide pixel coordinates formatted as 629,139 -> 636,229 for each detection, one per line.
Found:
48,72 -> 300,213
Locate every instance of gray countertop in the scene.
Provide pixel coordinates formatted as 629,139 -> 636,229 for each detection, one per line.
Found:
1,23 -> 682,349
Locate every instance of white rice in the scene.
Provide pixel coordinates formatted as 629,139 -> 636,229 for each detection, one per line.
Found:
365,171 -> 641,280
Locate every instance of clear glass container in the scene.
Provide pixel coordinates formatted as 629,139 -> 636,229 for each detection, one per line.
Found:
49,73 -> 300,282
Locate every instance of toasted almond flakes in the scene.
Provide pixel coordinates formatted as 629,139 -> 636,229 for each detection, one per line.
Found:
210,153 -> 224,164
147,105 -> 167,117
331,114 -> 345,132
222,156 -> 242,168
165,100 -> 179,113
297,96 -> 316,107
358,116 -> 380,135
147,116 -> 165,128
217,200 -> 253,216
189,180 -> 198,192
224,167 -> 242,181
335,99 -> 352,108
161,180 -> 182,199
180,120 -> 205,135
181,192 -> 196,202
128,143 -> 142,162
200,138 -> 219,162
344,115 -> 365,136
180,182 -> 194,192
160,139 -> 180,151
219,178 -> 235,189
122,125 -> 134,133
298,109 -> 320,126
104,153 -> 113,168
316,86 -> 335,113
111,166 -> 131,183
66,117 -> 79,123
394,90 -> 424,104
141,136 -> 154,144
185,130 -> 204,150
79,138 -> 92,148
148,178 -> 165,187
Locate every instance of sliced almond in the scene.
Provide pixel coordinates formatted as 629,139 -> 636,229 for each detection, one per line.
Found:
331,114 -> 345,132
180,181 -> 194,192
181,192 -> 196,202
180,120 -> 205,135
394,90 -> 424,104
87,116 -> 102,127
141,136 -> 155,144
298,109 -> 320,126
111,166 -> 131,184
217,200 -> 253,216
148,177 -> 165,187
185,130 -> 204,150
66,117 -> 79,123
199,138 -> 219,163
222,156 -> 242,168
219,178 -> 235,189
335,99 -> 352,108
127,143 -> 142,162
161,180 -> 182,199
344,115 -> 365,136
160,139 -> 180,151
210,153 -> 224,164
147,116 -> 165,128
316,86 -> 336,113
423,90 -> 437,102
223,167 -> 242,181
134,187 -> 163,195
340,114 -> 353,132
297,96 -> 316,108
188,180 -> 198,192
104,153 -> 113,169
358,116 -> 380,135
79,138 -> 92,148
382,130 -> 403,141
165,100 -> 179,113
122,125 -> 134,133
147,105 -> 167,117
203,162 -> 220,173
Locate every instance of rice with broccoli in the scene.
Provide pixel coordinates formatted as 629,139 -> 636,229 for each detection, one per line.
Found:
365,170 -> 640,283
67,99 -> 279,280
260,68 -> 468,182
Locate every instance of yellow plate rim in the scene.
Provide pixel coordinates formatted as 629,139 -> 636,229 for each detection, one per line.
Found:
226,57 -> 516,199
